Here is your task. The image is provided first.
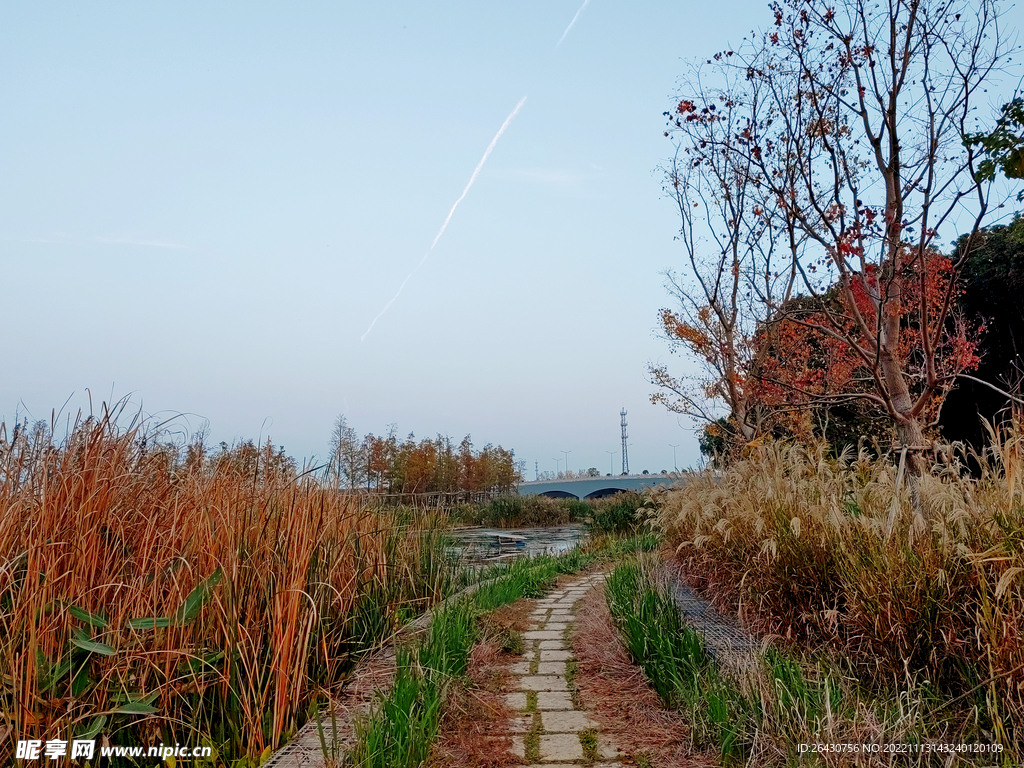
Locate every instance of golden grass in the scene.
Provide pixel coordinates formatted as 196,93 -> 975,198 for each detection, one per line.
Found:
0,408 -> 451,762
655,419 -> 1024,757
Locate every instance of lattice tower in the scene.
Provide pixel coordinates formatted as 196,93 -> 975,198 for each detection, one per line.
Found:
620,408 -> 629,475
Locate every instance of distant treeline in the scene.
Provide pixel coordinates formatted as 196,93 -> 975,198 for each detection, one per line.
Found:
2,414 -> 522,501
328,416 -> 521,499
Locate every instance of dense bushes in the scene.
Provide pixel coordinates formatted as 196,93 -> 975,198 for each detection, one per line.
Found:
451,494 -> 583,527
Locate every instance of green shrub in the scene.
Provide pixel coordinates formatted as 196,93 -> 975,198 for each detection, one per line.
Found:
555,497 -> 593,520
588,491 -> 650,535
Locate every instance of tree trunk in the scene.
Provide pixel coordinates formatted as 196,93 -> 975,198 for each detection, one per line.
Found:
895,417 -> 929,524
880,345 -> 932,522
734,401 -> 757,443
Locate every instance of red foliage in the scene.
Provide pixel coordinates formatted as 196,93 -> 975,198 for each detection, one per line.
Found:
750,246 -> 981,438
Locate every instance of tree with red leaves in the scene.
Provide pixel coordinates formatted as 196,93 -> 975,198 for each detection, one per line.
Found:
660,0 -> 1008,511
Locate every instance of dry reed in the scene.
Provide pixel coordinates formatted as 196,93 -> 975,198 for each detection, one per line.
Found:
654,415 -> 1024,757
0,406 -> 451,762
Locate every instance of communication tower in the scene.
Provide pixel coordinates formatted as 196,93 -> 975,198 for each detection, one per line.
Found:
535,461 -> 539,481
620,408 -> 629,475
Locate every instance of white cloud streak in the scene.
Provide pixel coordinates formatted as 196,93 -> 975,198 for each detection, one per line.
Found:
556,0 -> 591,47
360,95 -> 527,342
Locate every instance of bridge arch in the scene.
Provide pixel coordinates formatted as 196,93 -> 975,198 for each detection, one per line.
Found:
583,487 -> 627,500
538,490 -> 580,500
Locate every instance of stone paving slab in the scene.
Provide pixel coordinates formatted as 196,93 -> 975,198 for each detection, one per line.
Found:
539,649 -> 572,661
596,738 -> 621,759
510,736 -> 526,759
536,691 -> 574,710
538,733 -> 584,761
510,715 -> 532,733
541,710 -> 598,732
523,630 -> 563,640
504,692 -> 527,709
517,675 -> 568,691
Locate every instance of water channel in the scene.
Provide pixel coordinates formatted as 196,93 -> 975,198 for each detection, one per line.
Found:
447,523 -> 586,563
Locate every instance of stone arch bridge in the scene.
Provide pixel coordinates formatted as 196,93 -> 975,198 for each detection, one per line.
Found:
518,473 -> 683,500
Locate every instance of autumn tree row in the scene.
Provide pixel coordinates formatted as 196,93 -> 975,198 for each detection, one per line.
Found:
328,416 -> 521,498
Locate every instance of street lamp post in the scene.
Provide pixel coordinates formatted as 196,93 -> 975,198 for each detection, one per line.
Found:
604,450 -> 616,476
552,458 -> 561,477
669,443 -> 680,471
561,450 -> 571,477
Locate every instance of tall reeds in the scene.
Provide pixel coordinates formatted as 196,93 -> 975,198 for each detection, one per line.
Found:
655,420 -> 1024,757
606,554 -> 1014,766
0,407 -> 454,762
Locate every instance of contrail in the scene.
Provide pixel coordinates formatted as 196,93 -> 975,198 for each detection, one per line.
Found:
361,95 -> 527,342
556,0 -> 591,47
430,96 -> 527,251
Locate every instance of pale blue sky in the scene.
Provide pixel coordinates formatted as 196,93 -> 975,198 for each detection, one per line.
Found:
2,1 -> 1021,476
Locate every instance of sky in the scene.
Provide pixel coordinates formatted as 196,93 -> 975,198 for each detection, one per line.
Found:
2,1 -> 1021,478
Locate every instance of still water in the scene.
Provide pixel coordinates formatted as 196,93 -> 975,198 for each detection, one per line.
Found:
448,524 -> 585,562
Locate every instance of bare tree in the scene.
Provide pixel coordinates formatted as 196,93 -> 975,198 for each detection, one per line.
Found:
665,0 -> 1011,494
328,415 -> 365,489
651,64 -> 797,445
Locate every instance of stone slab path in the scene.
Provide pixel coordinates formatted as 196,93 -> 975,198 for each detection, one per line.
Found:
266,565 -> 755,766
505,573 -> 625,767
